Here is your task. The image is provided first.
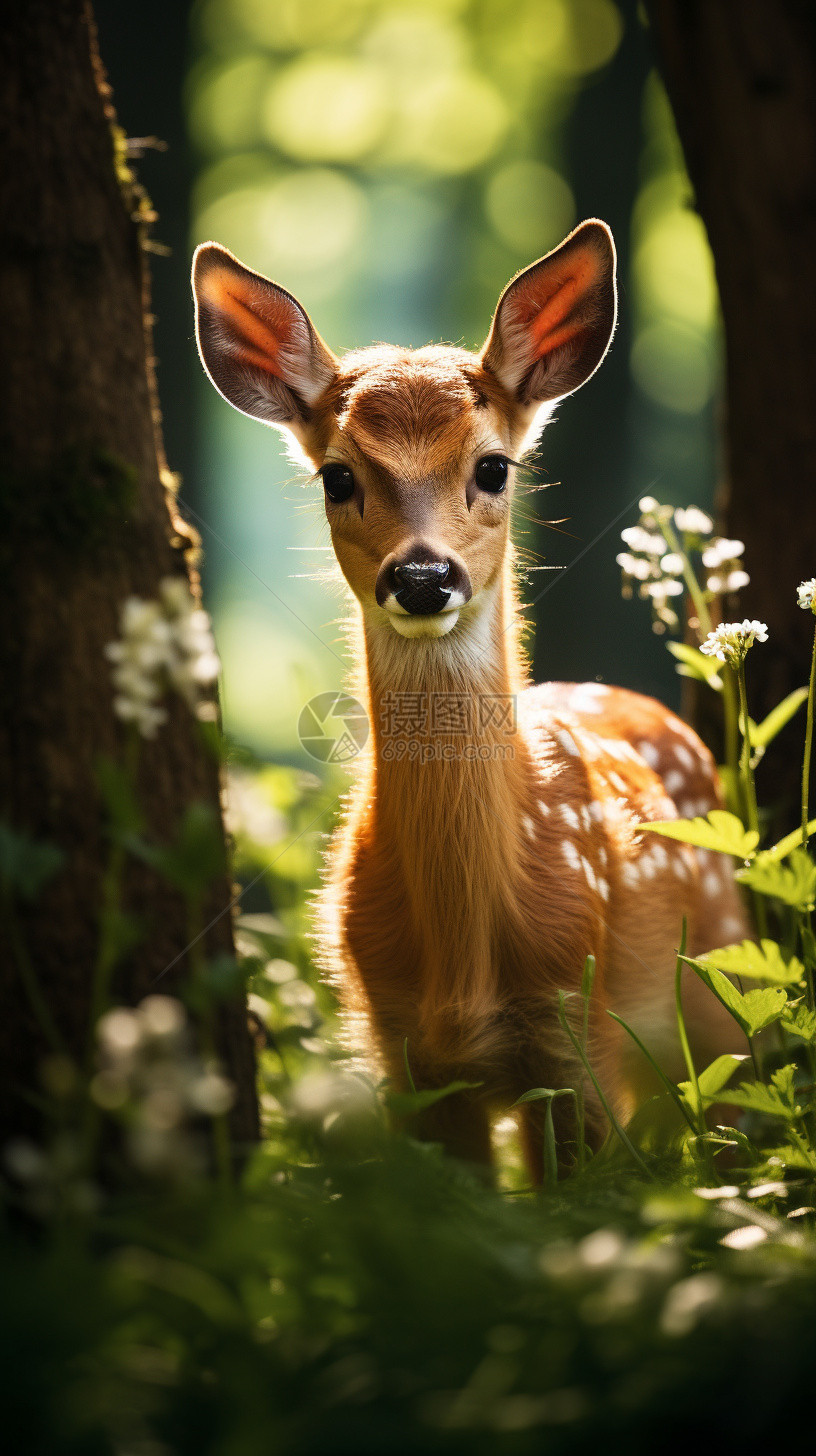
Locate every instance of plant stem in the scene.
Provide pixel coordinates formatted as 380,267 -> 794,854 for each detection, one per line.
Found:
661,521 -> 741,814
722,669 -> 743,818
674,921 -> 706,1140
660,521 -> 713,638
802,622 -> 816,852
557,992 -> 652,1177
736,659 -> 768,940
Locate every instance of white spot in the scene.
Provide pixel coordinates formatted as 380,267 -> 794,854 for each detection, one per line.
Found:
720,915 -> 745,940
650,843 -> 669,871
555,728 -> 580,758
703,871 -> 721,897
538,800 -> 551,816
597,877 -> 609,900
589,801 -> 604,824
609,772 -> 628,794
580,855 -> 598,891
622,862 -> 640,888
522,814 -> 536,840
568,684 -> 609,714
664,769 -> 686,796
639,856 -> 657,881
562,841 -> 582,871
557,804 -> 581,831
597,844 -> 608,868
579,805 -> 592,832
673,745 -> 696,771
638,740 -> 660,769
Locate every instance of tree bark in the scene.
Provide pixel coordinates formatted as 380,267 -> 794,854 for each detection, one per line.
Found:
0,1 -> 259,1144
645,0 -> 816,827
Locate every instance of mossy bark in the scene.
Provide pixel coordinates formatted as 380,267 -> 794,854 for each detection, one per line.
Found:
645,0 -> 816,830
0,1 -> 259,1145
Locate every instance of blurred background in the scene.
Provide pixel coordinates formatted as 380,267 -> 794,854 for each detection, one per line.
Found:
97,0 -> 720,766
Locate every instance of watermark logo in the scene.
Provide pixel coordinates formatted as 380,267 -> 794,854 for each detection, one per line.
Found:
380,691 -> 516,762
298,692 -> 369,764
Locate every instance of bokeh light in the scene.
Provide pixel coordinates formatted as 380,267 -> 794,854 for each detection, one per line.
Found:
187,0 -> 720,756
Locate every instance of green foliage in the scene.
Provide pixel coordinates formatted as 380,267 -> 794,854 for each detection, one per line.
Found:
737,848 -> 816,910
640,809 -> 759,857
683,959 -> 788,1038
748,686 -> 808,750
693,938 -> 805,986
667,639 -> 723,689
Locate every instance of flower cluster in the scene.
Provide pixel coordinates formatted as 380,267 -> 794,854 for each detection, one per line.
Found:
93,995 -> 234,1176
701,538 -> 749,595
106,578 -> 220,738
617,498 -> 684,631
700,619 -> 768,668
618,498 -> 751,634
797,578 -> 816,613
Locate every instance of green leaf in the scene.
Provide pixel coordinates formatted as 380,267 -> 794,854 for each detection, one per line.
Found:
763,818 -> 816,863
697,1053 -> 750,1098
737,848 -> 816,909
684,959 -> 788,1036
386,1080 -> 482,1117
640,809 -> 758,857
513,1087 -> 576,1107
748,687 -> 808,750
0,824 -> 64,901
695,939 -> 805,986
667,641 -> 723,689
717,1063 -> 802,1121
781,1004 -> 816,1043
678,1053 -> 746,1117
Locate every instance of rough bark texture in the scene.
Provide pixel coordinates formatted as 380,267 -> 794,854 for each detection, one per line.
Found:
645,0 -> 816,827
0,1 -> 259,1144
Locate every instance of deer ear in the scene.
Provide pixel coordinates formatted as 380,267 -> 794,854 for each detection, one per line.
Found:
192,243 -> 338,435
481,219 -> 617,406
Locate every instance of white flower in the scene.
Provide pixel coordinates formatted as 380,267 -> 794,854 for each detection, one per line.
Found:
645,579 -> 683,599
706,569 -> 750,594
616,551 -> 655,582
660,552 -> 684,576
638,495 -> 659,514
702,538 -> 745,568
700,619 -> 768,666
106,578 -> 220,738
797,578 -> 816,612
620,526 -> 665,556
674,507 -> 713,536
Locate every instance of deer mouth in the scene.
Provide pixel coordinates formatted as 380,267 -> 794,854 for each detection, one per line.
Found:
386,604 -> 461,639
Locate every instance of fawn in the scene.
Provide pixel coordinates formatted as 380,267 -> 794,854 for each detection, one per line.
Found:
193,220 -> 749,1180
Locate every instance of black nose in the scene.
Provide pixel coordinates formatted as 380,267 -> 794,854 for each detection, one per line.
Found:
392,561 -> 451,616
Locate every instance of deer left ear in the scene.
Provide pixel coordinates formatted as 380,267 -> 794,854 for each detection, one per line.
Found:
481,219 -> 617,406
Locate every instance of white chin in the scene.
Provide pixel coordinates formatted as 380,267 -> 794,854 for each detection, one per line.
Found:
387,609 -> 460,639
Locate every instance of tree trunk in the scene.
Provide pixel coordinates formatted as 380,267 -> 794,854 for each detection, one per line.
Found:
0,1 -> 259,1144
645,0 -> 816,827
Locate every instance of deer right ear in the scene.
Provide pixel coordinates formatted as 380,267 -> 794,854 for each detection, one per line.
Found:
192,243 -> 338,435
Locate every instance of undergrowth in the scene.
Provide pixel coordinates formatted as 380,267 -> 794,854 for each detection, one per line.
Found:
2,519 -> 816,1454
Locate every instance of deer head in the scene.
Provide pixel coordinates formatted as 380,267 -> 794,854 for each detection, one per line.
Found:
193,220 -> 616,642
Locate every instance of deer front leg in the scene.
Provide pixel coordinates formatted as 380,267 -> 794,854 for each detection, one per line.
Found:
413,1090 -> 494,1176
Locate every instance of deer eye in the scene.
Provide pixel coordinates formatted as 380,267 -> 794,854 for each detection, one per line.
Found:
474,455 -> 509,493
321,463 -> 355,503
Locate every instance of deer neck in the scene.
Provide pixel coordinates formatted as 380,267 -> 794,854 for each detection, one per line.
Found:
355,564 -> 532,1027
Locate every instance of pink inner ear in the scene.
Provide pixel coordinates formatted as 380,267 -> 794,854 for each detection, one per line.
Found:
201,267 -> 293,378
518,252 -> 597,362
